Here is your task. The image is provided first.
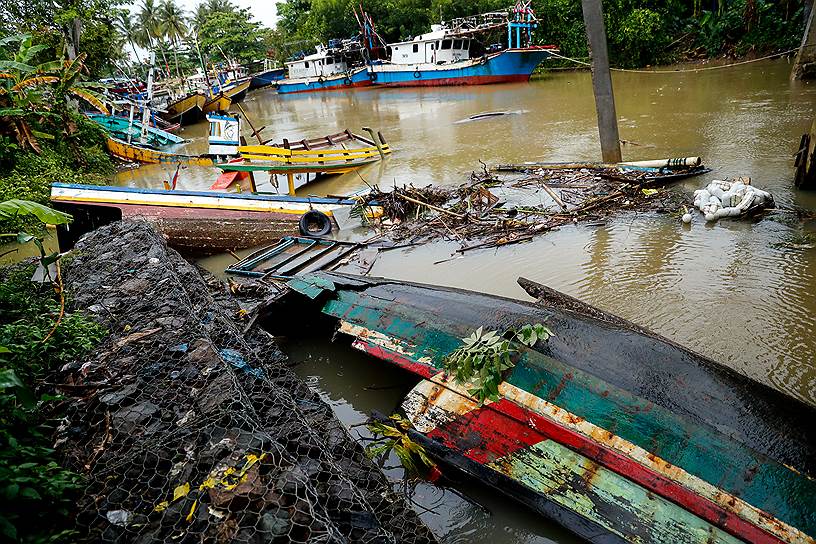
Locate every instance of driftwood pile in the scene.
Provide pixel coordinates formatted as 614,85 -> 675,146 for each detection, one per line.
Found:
355,164 -> 690,254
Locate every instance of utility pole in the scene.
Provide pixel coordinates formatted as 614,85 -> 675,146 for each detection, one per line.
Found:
792,1 -> 816,80
581,0 -> 621,163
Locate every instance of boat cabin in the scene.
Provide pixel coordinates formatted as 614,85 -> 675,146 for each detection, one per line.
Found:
387,25 -> 472,65
286,45 -> 350,79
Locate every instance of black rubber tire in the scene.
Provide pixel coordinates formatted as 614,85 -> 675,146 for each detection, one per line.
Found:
413,69 -> 421,79
343,77 -> 352,85
299,210 -> 333,237
369,71 -> 378,82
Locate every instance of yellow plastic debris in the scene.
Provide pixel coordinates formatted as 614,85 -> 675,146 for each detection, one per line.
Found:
641,188 -> 658,196
173,482 -> 190,502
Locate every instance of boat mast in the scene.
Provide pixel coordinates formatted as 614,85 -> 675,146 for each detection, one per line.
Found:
140,51 -> 156,145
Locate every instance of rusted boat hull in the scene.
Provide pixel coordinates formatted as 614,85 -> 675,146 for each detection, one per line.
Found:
50,183 -> 352,254
281,272 -> 816,544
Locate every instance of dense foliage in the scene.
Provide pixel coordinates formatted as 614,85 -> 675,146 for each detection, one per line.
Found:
0,264 -> 106,543
0,35 -> 114,233
1,0 -> 126,78
275,0 -> 808,68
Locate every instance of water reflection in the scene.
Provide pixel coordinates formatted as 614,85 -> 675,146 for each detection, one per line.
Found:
121,59 -> 814,405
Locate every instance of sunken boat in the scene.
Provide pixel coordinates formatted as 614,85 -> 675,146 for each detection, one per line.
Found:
269,271 -> 816,544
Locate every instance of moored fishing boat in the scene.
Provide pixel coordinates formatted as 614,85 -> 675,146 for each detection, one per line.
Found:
162,91 -> 206,126
364,2 -> 557,87
276,271 -> 816,544
202,93 -> 232,114
50,183 -> 359,254
277,43 -> 371,94
104,136 -> 213,165
87,113 -> 185,147
249,66 -> 286,90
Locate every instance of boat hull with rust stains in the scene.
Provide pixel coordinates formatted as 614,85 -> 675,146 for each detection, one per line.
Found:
283,272 -> 816,544
50,183 -> 354,254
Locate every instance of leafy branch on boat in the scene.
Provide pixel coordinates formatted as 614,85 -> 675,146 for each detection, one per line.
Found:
444,323 -> 553,404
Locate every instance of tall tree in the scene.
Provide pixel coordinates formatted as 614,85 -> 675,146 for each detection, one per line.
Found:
158,0 -> 188,77
114,9 -> 142,64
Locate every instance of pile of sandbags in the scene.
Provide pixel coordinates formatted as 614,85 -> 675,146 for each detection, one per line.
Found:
692,179 -> 774,222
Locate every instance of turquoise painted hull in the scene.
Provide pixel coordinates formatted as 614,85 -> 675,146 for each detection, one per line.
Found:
283,272 -> 816,544
87,114 -> 184,147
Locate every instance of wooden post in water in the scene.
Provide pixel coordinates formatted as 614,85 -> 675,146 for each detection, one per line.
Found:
792,2 -> 816,80
580,0 -> 621,163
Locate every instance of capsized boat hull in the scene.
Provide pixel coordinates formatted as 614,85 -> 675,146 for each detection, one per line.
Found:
282,272 -> 816,544
370,47 -> 556,87
50,183 -> 353,254
276,67 -> 372,94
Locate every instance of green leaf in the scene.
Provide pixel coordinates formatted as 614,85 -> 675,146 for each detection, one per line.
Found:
0,514 -> 17,540
16,232 -> 34,244
19,487 -> 41,500
0,200 -> 72,224
0,60 -> 35,73
0,369 -> 24,389
0,108 -> 25,117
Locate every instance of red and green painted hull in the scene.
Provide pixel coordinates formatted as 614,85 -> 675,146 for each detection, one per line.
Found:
285,272 -> 816,544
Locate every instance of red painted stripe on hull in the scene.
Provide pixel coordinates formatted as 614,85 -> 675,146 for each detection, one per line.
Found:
280,81 -> 373,94
351,339 -> 437,379
431,397 -> 785,544
378,74 -> 531,87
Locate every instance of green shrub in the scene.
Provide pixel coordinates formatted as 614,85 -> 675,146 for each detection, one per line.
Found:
0,264 -> 106,543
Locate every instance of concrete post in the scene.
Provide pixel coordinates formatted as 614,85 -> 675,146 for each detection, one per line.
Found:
792,2 -> 816,80
581,0 -> 622,163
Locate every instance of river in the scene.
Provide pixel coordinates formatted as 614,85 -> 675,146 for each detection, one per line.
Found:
117,59 -> 814,543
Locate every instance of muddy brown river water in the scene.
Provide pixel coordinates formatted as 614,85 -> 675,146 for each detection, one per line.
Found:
113,59 -> 815,542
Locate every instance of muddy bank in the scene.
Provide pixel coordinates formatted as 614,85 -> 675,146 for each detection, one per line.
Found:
56,220 -> 437,543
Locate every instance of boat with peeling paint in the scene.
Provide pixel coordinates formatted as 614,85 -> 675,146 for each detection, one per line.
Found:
278,271 -> 816,544
49,183 -> 360,254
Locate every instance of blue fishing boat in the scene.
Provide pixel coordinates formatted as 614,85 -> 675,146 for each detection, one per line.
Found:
249,60 -> 286,90
276,43 -> 372,94
364,2 -> 557,87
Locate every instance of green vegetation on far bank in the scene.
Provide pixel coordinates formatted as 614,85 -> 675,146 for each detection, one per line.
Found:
276,0 -> 807,68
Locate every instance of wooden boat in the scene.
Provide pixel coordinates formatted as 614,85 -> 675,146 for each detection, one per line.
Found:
87,113 -> 185,147
278,272 -> 816,544
104,136 -> 213,165
227,236 -> 361,280
50,183 -> 360,254
163,91 -> 206,126
222,79 -> 250,102
202,93 -> 232,114
215,129 -> 391,195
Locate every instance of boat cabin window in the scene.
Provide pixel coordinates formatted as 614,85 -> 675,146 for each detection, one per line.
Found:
304,61 -> 309,68
326,57 -> 334,65
441,39 -> 452,50
453,39 -> 463,49
430,43 -> 435,50
413,43 -> 419,53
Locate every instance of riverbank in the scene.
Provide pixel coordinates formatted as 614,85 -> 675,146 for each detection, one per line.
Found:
1,220 -> 438,543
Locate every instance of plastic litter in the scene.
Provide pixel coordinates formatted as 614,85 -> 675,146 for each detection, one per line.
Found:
693,179 -> 773,222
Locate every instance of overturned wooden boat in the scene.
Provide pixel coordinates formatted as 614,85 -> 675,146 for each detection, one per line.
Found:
50,183 -> 359,254
277,272 -> 816,544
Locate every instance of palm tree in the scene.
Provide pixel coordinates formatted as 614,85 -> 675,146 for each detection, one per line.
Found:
158,0 -> 188,78
115,10 -> 143,65
137,0 -> 172,77
205,0 -> 235,14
